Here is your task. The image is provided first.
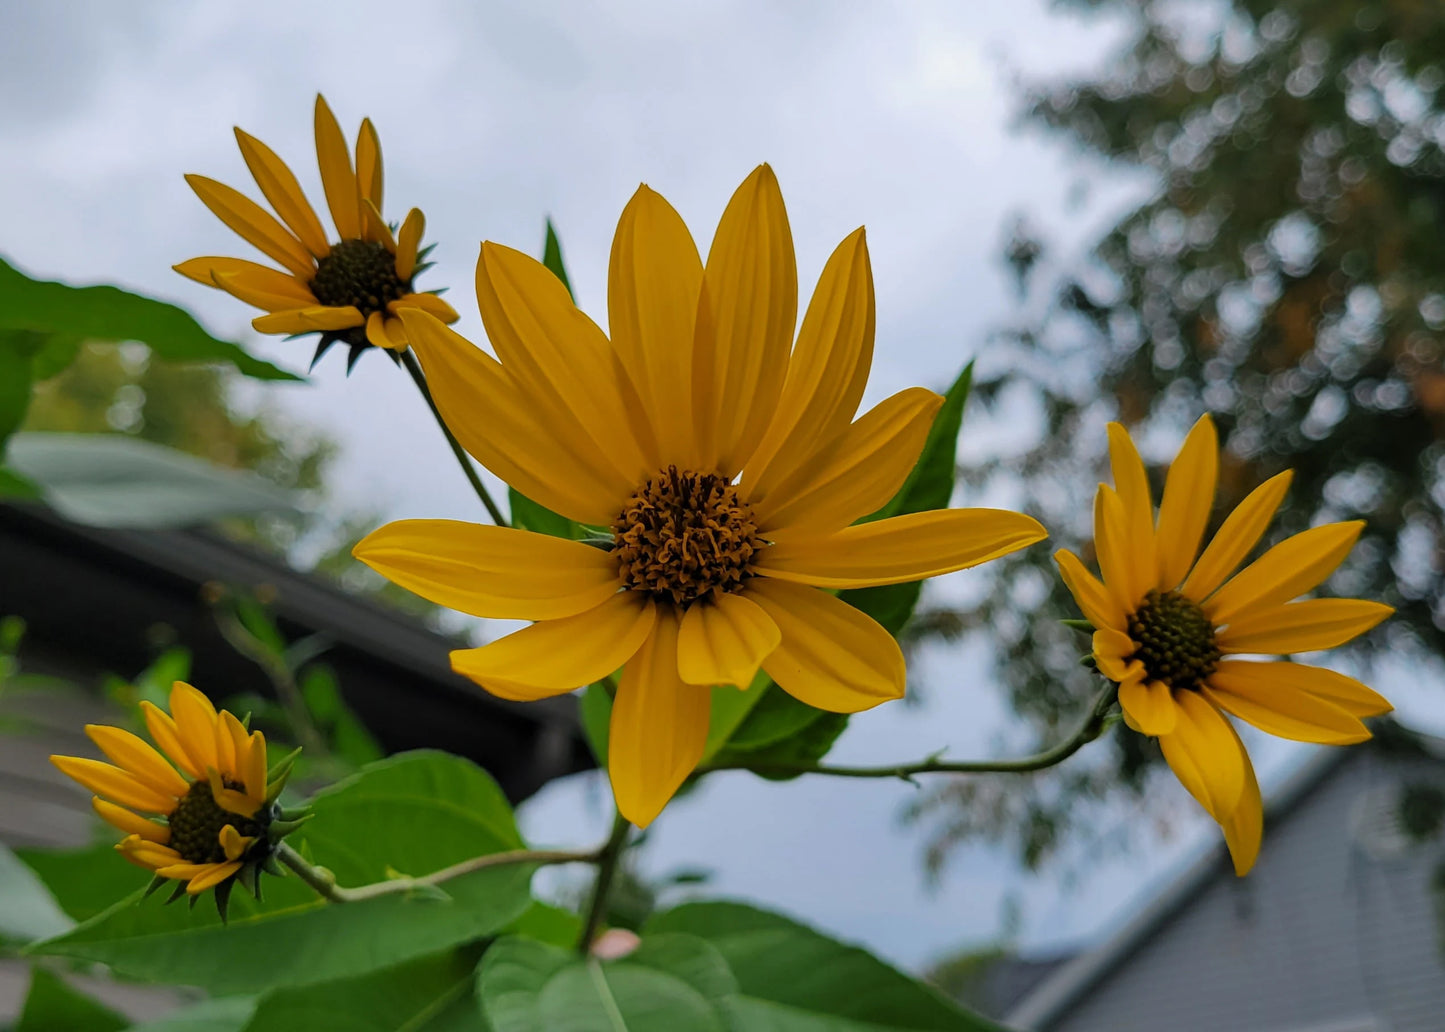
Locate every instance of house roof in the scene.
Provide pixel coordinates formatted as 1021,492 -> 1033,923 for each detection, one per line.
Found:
0,501 -> 594,804
1002,729 -> 1440,1030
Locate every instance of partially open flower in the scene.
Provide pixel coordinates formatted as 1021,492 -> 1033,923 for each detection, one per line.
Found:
51,681 -> 303,917
176,94 -> 458,371
1056,415 -> 1393,875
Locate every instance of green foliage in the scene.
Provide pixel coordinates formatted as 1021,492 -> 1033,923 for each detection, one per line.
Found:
0,843 -> 73,945
15,967 -> 128,1032
580,683 -> 612,766
509,487 -> 587,540
476,934 -> 739,1032
17,840 -> 149,925
29,752 -> 533,994
648,901 -> 1007,1031
542,219 -> 576,301
127,996 -> 257,1032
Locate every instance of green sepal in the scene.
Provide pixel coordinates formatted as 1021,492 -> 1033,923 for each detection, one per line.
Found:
416,243 -> 437,261
214,879 -> 233,924
164,881 -> 187,906
142,874 -> 169,900
1061,618 -> 1095,633
265,747 -> 304,803
235,862 -> 260,901
1079,655 -> 1098,669
187,892 -> 200,911
262,854 -> 286,878
268,813 -> 315,839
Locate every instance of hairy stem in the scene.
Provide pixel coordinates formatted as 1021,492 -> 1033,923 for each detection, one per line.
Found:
400,348 -> 508,527
576,810 -> 632,954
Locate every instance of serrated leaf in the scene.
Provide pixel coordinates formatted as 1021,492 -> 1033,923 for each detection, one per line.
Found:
647,901 -> 1007,1031
0,255 -> 298,380
30,751 -> 533,994
15,967 -> 128,1032
476,934 -> 738,1032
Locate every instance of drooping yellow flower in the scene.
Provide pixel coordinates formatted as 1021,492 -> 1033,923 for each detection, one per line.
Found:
354,165 -> 1048,828
176,94 -> 459,370
51,681 -> 280,899
1055,414 -> 1393,874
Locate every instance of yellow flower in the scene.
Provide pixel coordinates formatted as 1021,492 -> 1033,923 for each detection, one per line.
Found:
354,166 -> 1047,828
1055,415 -> 1393,875
175,94 -> 459,370
51,681 -> 276,897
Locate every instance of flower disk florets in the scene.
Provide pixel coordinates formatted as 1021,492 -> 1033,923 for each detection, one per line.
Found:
310,239 -> 408,316
1126,589 -> 1221,692
169,780 -> 266,864
612,467 -> 766,607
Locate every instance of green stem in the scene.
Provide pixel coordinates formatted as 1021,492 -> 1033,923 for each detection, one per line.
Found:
276,841 -> 597,903
702,682 -> 1118,781
576,810 -> 632,954
212,607 -> 329,759
400,348 -> 508,527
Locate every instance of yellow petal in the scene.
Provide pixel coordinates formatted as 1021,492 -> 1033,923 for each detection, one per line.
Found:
1095,486 -> 1147,613
355,117 -> 384,213
393,292 -> 458,322
253,306 -> 364,334
233,127 -> 331,258
1106,422 -> 1157,596
476,241 -> 652,485
50,756 -> 177,814
755,388 -> 942,534
1054,549 -> 1125,631
220,711 -> 253,789
364,311 -> 392,350
1097,651 -> 1145,685
608,184 -> 703,466
84,725 -> 189,798
246,731 -> 268,802
1117,679 -> 1178,736
174,257 -> 313,301
1181,470 -> 1293,602
314,94 -> 361,241
755,508 -> 1046,589
1222,733 -> 1264,876
219,824 -> 253,863
608,611 -> 711,828
1242,661 -> 1392,718
361,198 -> 397,252
1203,521 -> 1365,625
213,713 -> 236,780
747,578 -> 904,713
676,592 -> 781,689
1155,414 -> 1218,590
1202,662 -> 1370,744
1216,598 -> 1392,655
212,271 -> 318,313
184,174 -> 315,279
399,309 -> 633,525
396,208 -> 424,281
694,165 -> 797,474
140,700 -> 204,781
185,862 -> 242,895
169,682 -> 219,773
745,228 -> 874,503
207,768 -> 257,817
353,519 -> 623,621
450,591 -> 656,700
1158,691 -> 1247,824
120,837 -> 183,871
92,797 -> 170,843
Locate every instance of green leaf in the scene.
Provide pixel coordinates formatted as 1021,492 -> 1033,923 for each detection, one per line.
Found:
243,950 -> 479,1032
5,433 -> 298,529
127,996 -> 257,1032
0,256 -> 299,380
542,220 -> 575,302
504,902 -> 584,949
16,967 -> 128,1032
476,934 -> 738,1032
31,751 -> 533,994
647,901 -> 1008,1031
0,465 -> 40,498
700,672 -> 773,762
840,360 -> 974,638
0,843 -> 74,943
508,487 -> 585,540
579,683 -> 612,767
0,331 -> 41,449
17,840 -> 151,924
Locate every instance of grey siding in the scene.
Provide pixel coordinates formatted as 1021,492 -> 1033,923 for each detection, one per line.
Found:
1027,749 -> 1445,1032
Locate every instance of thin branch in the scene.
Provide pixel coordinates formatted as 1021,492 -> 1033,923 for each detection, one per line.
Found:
702,682 -> 1119,782
212,607 -> 329,759
576,810 -> 632,954
275,841 -> 598,903
400,348 -> 509,527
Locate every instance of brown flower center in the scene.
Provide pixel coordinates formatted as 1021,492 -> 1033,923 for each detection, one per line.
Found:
1127,590 -> 1221,692
612,467 -> 766,607
309,239 -> 408,346
169,780 -> 263,864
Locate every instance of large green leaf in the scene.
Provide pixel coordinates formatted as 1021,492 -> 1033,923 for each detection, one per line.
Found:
30,751 -> 533,994
243,950 -> 479,1032
128,996 -> 257,1032
476,934 -> 738,1032
15,967 -> 128,1032
17,839 -> 151,924
0,256 -> 297,380
0,843 -> 73,944
648,901 -> 1007,1031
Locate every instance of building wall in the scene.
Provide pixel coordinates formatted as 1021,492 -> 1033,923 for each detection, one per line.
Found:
1040,749 -> 1445,1032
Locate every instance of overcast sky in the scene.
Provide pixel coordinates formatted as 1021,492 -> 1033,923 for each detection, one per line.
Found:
4,0 -> 1430,975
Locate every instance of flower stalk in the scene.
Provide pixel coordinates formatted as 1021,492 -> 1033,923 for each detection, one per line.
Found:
576,810 -> 632,954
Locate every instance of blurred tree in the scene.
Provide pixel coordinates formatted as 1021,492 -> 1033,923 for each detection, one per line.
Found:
910,0 -> 1445,872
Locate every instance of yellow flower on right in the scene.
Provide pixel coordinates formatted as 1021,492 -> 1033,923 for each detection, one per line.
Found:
1055,414 -> 1393,875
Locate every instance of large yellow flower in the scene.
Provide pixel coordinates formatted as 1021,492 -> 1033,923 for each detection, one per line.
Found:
176,94 -> 458,370
51,682 -> 278,899
1055,414 -> 1393,874
354,166 -> 1047,827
